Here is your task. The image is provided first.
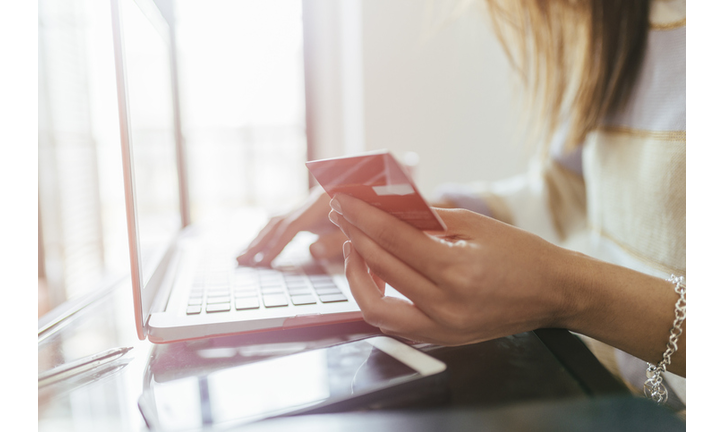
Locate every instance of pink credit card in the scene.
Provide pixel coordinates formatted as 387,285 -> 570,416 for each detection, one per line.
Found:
306,151 -> 446,232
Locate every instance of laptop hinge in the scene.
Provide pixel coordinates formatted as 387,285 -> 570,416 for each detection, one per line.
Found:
147,248 -> 183,325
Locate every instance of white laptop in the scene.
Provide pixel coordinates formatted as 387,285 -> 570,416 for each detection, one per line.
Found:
111,0 -> 362,343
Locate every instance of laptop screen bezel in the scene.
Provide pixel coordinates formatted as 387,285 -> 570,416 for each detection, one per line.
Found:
111,0 -> 184,340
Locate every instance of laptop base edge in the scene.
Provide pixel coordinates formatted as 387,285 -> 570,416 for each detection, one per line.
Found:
146,312 -> 364,344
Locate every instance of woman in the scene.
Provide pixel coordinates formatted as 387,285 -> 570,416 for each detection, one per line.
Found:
238,0 -> 686,408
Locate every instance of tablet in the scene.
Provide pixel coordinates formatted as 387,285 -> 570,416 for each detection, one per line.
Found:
138,336 -> 449,430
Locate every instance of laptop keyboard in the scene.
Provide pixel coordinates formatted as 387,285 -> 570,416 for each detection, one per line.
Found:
185,262 -> 348,315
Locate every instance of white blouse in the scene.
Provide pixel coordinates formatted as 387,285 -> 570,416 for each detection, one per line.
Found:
434,0 -> 687,407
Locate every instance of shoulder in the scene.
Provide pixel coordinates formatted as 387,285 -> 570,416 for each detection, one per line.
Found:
649,0 -> 686,30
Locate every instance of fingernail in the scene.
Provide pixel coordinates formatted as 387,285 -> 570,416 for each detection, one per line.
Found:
329,210 -> 340,226
253,252 -> 264,264
330,196 -> 343,214
343,241 -> 351,259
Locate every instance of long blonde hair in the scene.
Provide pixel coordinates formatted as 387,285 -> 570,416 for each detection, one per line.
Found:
484,0 -> 650,149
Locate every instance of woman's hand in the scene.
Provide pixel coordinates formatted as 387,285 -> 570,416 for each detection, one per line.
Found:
327,194 -> 686,378
236,187 -> 347,267
327,193 -> 575,346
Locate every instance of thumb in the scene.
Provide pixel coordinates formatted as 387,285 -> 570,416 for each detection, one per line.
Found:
433,207 -> 492,232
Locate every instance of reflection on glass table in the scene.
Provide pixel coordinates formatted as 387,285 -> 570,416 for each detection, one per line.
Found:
37,277 -> 381,432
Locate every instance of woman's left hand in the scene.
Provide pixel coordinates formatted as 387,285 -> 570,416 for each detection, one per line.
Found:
328,193 -> 577,346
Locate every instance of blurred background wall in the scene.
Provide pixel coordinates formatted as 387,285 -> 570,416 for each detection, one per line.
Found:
305,0 -> 529,197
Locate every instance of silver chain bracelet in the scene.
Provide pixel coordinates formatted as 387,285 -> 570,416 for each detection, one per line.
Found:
643,275 -> 686,405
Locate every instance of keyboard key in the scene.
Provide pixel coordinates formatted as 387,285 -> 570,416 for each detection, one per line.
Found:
260,279 -> 283,287
311,281 -> 338,289
284,275 -> 306,283
263,294 -> 289,308
188,289 -> 204,298
287,287 -> 312,295
261,287 -> 284,295
291,295 -> 317,305
309,275 -> 334,284
259,270 -> 281,280
234,280 -> 258,289
235,289 -> 258,298
205,275 -> 230,286
319,293 -> 347,303
234,268 -> 257,277
235,275 -> 258,285
206,303 -> 231,313
235,265 -> 256,272
235,297 -> 260,310
315,287 -> 342,295
188,297 -> 203,306
276,266 -> 299,273
186,305 -> 202,315
206,296 -> 230,304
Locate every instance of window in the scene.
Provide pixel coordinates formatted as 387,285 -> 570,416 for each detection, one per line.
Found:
38,0 -> 308,314
173,0 -> 308,221
39,0 -> 125,309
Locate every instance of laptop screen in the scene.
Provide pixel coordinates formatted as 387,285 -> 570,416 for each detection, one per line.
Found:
117,0 -> 181,285
112,0 -> 182,336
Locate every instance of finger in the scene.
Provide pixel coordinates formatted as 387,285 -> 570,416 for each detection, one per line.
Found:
238,188 -> 332,266
334,212 -> 443,311
332,194 -> 450,275
344,242 -> 438,334
309,230 -> 348,261
236,217 -> 283,265
346,243 -> 475,345
369,270 -> 386,296
237,216 -> 302,267
328,209 -> 349,238
254,190 -> 339,266
255,218 -> 304,267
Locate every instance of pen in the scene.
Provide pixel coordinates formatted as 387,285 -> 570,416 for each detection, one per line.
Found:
38,346 -> 134,387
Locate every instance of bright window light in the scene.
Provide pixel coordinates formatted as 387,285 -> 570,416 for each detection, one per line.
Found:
174,0 -> 309,221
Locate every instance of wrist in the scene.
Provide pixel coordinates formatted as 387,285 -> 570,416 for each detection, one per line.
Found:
546,249 -> 687,377
544,247 -> 599,331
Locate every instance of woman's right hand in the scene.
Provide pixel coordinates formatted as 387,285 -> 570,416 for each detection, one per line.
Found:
236,187 -> 347,267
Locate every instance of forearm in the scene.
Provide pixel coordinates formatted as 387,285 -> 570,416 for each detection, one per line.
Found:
555,249 -> 686,377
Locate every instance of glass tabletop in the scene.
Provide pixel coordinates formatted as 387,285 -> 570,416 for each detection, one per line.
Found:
38,276 -> 605,432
